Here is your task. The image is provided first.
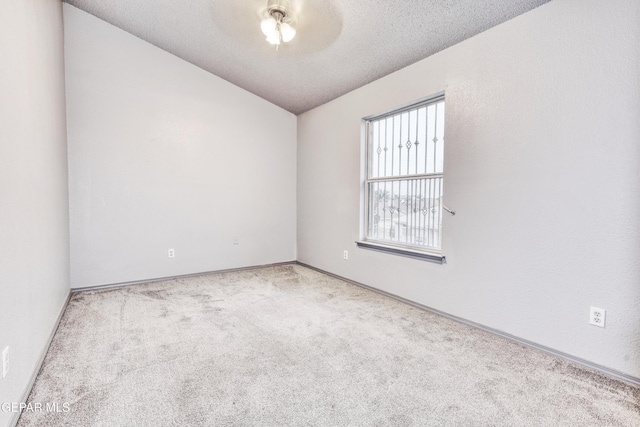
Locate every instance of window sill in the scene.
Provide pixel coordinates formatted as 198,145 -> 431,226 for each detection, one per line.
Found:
355,241 -> 446,264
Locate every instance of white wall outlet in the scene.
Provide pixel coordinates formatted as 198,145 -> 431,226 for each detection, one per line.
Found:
233,236 -> 239,245
2,347 -> 9,379
590,307 -> 605,328
168,248 -> 175,258
343,250 -> 349,260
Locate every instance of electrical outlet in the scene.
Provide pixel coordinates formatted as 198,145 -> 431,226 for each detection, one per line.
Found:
590,307 -> 605,328
168,248 -> 175,258
343,250 -> 349,260
2,347 -> 8,379
233,236 -> 239,245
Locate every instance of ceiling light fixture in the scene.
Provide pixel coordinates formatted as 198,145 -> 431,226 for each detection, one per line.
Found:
259,0 -> 296,50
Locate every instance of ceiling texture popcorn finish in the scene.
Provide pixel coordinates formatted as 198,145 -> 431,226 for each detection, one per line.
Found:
64,0 -> 550,114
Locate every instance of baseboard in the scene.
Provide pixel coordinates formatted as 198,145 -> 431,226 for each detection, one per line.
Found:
10,291 -> 72,427
16,258 -> 637,427
11,261 -> 295,425
296,261 -> 640,388
71,261 -> 298,293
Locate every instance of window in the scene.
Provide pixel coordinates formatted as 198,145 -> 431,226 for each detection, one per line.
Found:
360,94 -> 445,261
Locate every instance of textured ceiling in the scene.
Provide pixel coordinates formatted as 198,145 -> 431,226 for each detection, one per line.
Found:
64,0 -> 550,115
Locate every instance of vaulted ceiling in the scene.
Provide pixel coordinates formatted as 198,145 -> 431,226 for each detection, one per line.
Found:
63,0 -> 550,114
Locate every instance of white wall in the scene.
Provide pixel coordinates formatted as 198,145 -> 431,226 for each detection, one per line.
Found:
297,0 -> 640,378
0,0 -> 70,425
64,5 -> 297,288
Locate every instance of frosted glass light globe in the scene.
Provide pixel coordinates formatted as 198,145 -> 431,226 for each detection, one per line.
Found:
260,18 -> 277,36
280,23 -> 296,42
266,30 -> 281,45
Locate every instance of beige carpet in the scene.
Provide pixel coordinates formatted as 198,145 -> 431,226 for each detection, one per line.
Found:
18,265 -> 640,426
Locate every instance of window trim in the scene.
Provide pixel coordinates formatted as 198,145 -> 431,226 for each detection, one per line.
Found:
360,92 -> 446,261
355,240 -> 446,264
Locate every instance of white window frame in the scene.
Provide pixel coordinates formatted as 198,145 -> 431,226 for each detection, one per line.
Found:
357,93 -> 446,263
